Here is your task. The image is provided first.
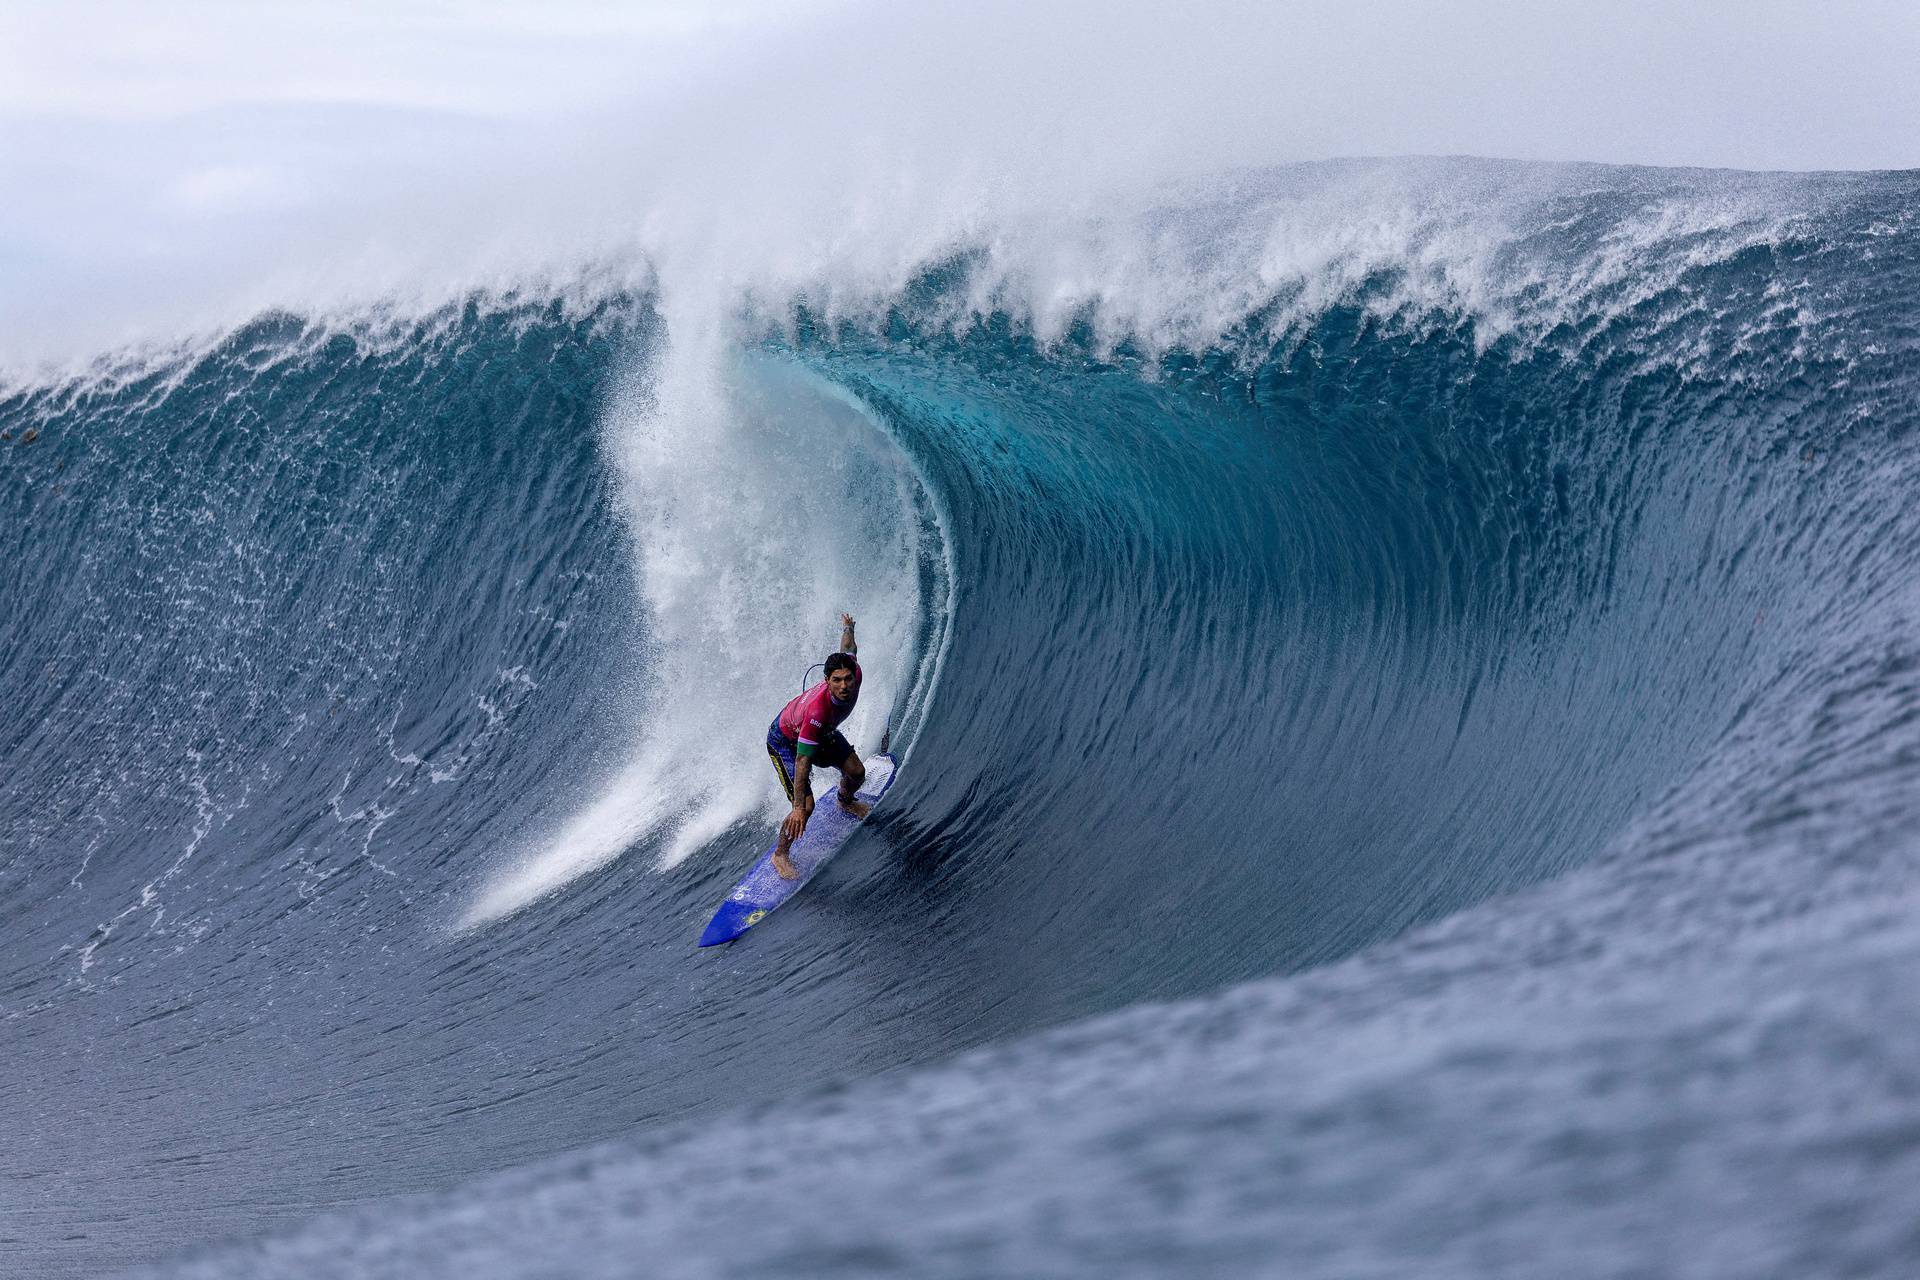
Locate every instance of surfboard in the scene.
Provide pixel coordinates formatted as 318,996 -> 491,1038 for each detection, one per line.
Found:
696,752 -> 897,946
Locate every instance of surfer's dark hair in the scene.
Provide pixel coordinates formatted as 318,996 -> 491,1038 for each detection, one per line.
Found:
824,652 -> 857,678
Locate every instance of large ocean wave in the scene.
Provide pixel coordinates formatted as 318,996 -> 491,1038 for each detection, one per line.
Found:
4,158 -> 1918,1277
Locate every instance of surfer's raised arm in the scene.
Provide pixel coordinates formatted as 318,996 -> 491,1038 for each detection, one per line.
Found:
839,612 -> 856,655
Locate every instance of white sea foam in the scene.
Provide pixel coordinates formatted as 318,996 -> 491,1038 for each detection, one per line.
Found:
4,0 -> 1910,377
460,345 -> 945,925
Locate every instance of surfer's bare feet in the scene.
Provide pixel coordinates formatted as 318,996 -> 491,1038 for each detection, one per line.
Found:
836,793 -> 870,819
773,850 -> 799,880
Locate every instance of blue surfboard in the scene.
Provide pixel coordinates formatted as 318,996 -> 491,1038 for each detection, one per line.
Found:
697,753 -> 897,946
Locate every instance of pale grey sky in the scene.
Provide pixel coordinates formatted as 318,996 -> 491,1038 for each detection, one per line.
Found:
5,0 -> 1913,165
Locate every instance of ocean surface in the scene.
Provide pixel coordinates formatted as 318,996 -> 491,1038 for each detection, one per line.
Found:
3,158 -> 1918,1277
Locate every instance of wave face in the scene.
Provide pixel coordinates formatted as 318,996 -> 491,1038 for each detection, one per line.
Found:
5,160 -> 1920,1277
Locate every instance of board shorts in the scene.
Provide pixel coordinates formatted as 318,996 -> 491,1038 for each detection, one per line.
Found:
766,719 -> 855,803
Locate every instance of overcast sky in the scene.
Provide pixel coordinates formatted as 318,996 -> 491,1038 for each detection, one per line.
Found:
6,0 -> 1914,163
2,0 -> 1915,363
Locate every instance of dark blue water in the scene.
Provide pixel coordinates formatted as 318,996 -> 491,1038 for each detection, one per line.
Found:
4,160 -> 1919,1277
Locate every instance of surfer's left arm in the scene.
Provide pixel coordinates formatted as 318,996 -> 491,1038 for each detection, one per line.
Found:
839,613 -> 856,655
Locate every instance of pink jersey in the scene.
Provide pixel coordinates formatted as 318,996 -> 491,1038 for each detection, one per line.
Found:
776,663 -> 863,755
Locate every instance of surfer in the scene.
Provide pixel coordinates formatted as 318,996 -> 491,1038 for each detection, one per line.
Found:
767,613 -> 870,880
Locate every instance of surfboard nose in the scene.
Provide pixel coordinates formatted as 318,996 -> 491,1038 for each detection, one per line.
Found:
698,901 -> 764,946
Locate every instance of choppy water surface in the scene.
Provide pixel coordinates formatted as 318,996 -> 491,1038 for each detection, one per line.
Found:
2,160 -> 1917,1278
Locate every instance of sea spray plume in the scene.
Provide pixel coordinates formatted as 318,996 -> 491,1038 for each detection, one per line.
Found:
459,337 -> 947,925
4,0 -> 1916,370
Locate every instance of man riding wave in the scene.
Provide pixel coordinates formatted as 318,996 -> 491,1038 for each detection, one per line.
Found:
766,612 -> 870,880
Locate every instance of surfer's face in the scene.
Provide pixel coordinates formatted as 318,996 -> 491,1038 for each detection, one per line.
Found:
827,667 -> 857,701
